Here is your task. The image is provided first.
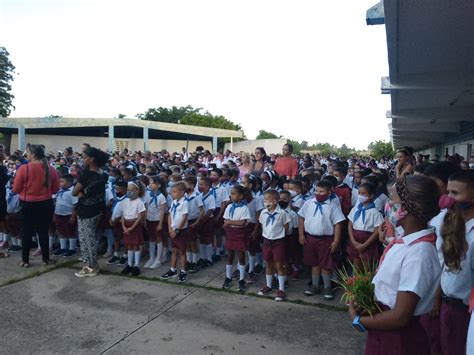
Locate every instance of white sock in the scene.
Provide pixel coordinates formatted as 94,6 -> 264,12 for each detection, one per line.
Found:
199,244 -> 205,259
69,238 -> 77,250
134,251 -> 141,266
226,264 -> 232,279
0,233 -> 4,241
266,275 -> 273,288
149,242 -> 157,260
206,245 -> 214,261
127,250 -> 134,267
186,251 -> 192,263
162,247 -> 169,260
114,251 -> 120,257
322,274 -> 332,289
59,238 -> 68,250
256,252 -> 263,266
156,242 -> 163,262
192,253 -> 199,263
238,263 -> 246,281
11,237 -> 18,246
312,274 -> 321,287
170,267 -> 176,272
278,275 -> 285,291
49,237 -> 55,250
17,239 -> 22,247
248,255 -> 256,273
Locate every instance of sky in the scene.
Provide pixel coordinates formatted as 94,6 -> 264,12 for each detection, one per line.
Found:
0,0 -> 391,150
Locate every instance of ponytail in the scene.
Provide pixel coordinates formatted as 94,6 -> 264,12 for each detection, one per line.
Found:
42,157 -> 50,188
441,204 -> 468,272
28,144 -> 50,188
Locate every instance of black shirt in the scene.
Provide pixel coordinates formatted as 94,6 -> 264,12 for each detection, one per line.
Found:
76,170 -> 107,218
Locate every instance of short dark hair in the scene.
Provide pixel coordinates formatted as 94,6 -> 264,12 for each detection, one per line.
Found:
60,174 -> 74,185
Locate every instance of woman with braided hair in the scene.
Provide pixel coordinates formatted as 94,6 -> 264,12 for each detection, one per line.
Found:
348,174 -> 442,355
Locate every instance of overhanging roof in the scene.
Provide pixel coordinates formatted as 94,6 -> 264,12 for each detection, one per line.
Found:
0,117 -> 243,139
371,0 -> 474,150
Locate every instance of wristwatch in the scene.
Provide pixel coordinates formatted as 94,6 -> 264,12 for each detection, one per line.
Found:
352,315 -> 366,333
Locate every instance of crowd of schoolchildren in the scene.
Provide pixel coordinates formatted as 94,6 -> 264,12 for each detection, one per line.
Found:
0,143 -> 473,354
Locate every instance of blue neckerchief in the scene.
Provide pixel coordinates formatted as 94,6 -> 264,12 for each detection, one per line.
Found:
313,200 -> 327,216
292,194 -> 301,202
229,201 -> 246,218
210,186 -> 217,198
7,191 -> 17,204
170,202 -> 180,219
56,188 -> 71,199
265,210 -> 278,226
112,195 -> 127,213
202,191 -> 212,202
255,190 -> 263,197
329,192 -> 338,201
149,190 -> 162,207
353,202 -> 376,224
185,194 -> 196,203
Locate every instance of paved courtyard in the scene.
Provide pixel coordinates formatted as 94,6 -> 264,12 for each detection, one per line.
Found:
1,253 -> 365,354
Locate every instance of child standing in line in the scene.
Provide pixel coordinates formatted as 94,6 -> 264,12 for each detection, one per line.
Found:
5,181 -> 22,253
288,180 -> 305,212
183,176 -> 204,273
257,189 -> 291,301
107,181 -> 128,266
222,185 -> 251,292
209,168 -> 230,261
197,177 -> 216,268
279,190 -> 301,280
53,174 -> 78,258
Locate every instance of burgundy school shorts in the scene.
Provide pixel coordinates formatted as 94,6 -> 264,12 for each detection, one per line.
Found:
5,212 -> 22,238
54,214 -> 76,238
440,301 -> 470,355
303,234 -> 334,270
123,220 -> 144,248
199,218 -> 214,245
145,220 -> 162,242
419,314 -> 441,355
247,223 -> 262,254
187,219 -> 199,242
112,223 -> 124,241
286,229 -> 302,262
262,237 -> 286,264
346,230 -> 380,262
224,226 -> 248,252
170,228 -> 190,252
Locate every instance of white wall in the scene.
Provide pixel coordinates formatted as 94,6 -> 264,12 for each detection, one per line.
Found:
225,138 -> 287,154
417,140 -> 474,160
10,134 -> 212,153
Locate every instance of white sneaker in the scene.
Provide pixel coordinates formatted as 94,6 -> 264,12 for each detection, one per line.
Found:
144,258 -> 155,269
75,266 -> 99,278
150,259 -> 162,269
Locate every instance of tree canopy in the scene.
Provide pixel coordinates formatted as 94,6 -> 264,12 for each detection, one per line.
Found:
256,130 -> 282,139
367,140 -> 394,160
0,47 -> 15,117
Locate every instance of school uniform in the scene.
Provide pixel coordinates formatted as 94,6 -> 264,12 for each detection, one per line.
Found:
223,202 -> 250,251
145,190 -> 167,242
298,198 -> 345,270
54,187 -> 78,238
285,206 -> 301,264
367,228 -> 441,355
198,191 -> 216,245
346,202 -> 383,261
5,189 -> 22,238
247,193 -> 264,254
211,184 -> 229,228
98,184 -> 114,230
119,198 -> 146,248
185,191 -> 204,241
259,206 -> 291,264
291,194 -> 306,211
334,183 -> 352,217
374,193 -> 390,214
169,196 -> 190,252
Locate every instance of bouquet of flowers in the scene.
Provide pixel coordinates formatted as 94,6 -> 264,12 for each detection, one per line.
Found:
336,261 -> 381,317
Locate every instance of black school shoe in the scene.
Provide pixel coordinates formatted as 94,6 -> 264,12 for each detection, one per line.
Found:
189,262 -> 200,274
212,253 -> 221,262
107,256 -> 120,265
118,257 -> 127,266
131,266 -> 140,276
222,277 -> 232,289
121,265 -> 132,275
178,271 -> 188,283
161,269 -> 178,279
238,280 -> 246,293
254,264 -> 264,276
54,249 -> 67,256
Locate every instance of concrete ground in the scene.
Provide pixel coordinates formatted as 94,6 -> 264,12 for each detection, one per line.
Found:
1,252 -> 366,355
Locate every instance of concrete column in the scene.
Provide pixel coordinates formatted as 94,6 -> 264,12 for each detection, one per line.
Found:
18,126 -> 25,151
108,125 -> 115,152
230,136 -> 233,152
212,136 -> 218,153
143,127 -> 149,152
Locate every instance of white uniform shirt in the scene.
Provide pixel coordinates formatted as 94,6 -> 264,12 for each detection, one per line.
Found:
111,196 -> 128,221
298,198 -> 345,236
169,196 -> 189,230
105,185 -> 114,206
292,194 -> 306,211
212,184 -> 230,208
282,208 -> 295,235
440,218 -> 474,305
223,202 -> 250,222
259,206 -> 291,240
185,192 -> 204,220
247,193 -> 264,224
145,191 -> 167,222
348,204 -> 384,232
374,193 -> 390,213
372,228 -> 442,316
6,189 -> 21,214
54,188 -> 78,216
429,209 -> 448,267
201,191 -> 216,213
351,188 -> 359,207
120,198 -> 146,220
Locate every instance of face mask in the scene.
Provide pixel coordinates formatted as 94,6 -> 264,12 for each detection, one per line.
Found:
289,190 -> 297,197
108,176 -> 116,184
116,192 -> 126,198
358,195 -> 369,204
458,201 -> 474,210
210,176 -> 219,183
384,201 -> 408,227
278,200 -> 289,209
438,194 -> 456,210
264,202 -> 274,209
315,194 -> 329,203
127,191 -> 138,199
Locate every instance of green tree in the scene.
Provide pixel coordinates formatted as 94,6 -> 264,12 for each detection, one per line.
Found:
368,140 -> 394,160
0,47 -> 15,117
136,105 -> 199,123
115,113 -> 126,119
256,130 -> 282,139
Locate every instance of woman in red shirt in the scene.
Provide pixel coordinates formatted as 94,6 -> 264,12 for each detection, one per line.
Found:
13,144 -> 59,267
274,143 -> 299,180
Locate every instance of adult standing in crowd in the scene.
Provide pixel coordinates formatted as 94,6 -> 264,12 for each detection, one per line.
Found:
251,147 -> 268,176
73,147 -> 108,278
13,144 -> 59,267
395,148 -> 414,178
274,143 -> 298,180
238,152 -> 253,178
0,152 -> 9,255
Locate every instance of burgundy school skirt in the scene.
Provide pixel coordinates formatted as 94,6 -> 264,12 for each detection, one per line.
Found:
247,223 -> 262,254
346,230 -> 380,262
365,304 -> 430,355
187,219 -> 198,241
123,220 -> 144,248
170,228 -> 190,252
262,237 -> 286,264
419,314 -> 441,355
224,226 -> 248,252
5,212 -> 22,238
303,234 -> 334,270
54,214 -> 76,238
145,220 -> 162,242
439,301 -> 470,355
199,219 -> 214,245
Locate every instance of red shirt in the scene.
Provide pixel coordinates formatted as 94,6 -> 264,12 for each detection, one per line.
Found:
334,184 -> 352,217
13,163 -> 60,202
274,156 -> 298,179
